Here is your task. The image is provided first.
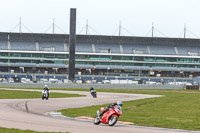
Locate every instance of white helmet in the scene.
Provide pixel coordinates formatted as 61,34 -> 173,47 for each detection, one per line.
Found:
44,85 -> 48,88
117,101 -> 123,107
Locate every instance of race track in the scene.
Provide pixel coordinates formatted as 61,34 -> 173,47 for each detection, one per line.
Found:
0,88 -> 198,133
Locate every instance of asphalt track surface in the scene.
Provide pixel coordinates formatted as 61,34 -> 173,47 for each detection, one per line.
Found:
0,88 -> 199,133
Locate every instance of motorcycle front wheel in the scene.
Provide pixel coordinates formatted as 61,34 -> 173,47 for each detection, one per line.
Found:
94,117 -> 101,125
108,116 -> 118,126
93,94 -> 97,98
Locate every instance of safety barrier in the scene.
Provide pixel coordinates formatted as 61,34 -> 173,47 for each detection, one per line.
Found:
0,83 -> 185,90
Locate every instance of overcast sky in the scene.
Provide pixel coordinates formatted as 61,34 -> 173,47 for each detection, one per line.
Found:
0,0 -> 200,38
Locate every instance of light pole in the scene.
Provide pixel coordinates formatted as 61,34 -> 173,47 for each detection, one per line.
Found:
107,67 -> 110,76
139,66 -> 140,80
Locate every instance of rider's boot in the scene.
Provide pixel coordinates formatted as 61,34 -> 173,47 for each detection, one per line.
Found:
97,110 -> 100,118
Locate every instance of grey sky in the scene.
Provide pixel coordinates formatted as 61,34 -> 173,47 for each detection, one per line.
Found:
0,0 -> 200,38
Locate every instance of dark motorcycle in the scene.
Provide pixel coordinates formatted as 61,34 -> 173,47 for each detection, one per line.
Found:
90,90 -> 97,98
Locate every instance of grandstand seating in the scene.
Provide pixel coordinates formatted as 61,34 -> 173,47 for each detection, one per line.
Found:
150,45 -> 176,55
122,44 -> 148,54
39,42 -> 64,52
0,41 -> 8,50
76,43 -> 93,52
6,40 -> 200,57
94,43 -> 120,53
10,41 -> 36,51
177,46 -> 200,55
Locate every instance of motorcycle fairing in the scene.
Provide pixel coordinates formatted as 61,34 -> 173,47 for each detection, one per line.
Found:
100,108 -> 117,124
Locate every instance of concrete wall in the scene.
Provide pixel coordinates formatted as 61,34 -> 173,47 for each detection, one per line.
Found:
0,83 -> 185,90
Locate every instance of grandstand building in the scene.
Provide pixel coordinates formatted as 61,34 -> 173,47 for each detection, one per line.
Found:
0,32 -> 200,78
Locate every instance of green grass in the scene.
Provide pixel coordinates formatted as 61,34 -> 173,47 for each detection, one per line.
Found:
59,89 -> 200,131
0,127 -> 68,133
0,89 -> 84,99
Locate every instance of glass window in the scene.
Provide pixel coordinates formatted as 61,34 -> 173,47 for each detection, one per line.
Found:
122,56 -> 132,60
99,55 -> 110,58
154,64 -> 170,67
76,61 -> 89,64
111,62 -> 121,65
10,53 -> 21,57
21,60 -> 31,63
31,60 -> 40,63
44,54 -> 54,58
143,63 -> 152,66
155,57 -> 167,62
54,60 -> 64,64
32,53 -> 43,58
0,52 -> 8,57
88,55 -> 99,58
21,53 -> 31,57
99,62 -> 110,65
55,54 -> 66,59
10,59 -> 20,63
122,63 -> 134,66
135,57 -> 144,61
144,57 -> 154,62
0,59 -> 8,63
43,60 -> 54,63
168,57 -> 177,62
77,55 -> 88,59
112,56 -> 121,60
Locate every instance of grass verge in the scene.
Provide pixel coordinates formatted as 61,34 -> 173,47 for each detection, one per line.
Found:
60,89 -> 200,131
0,127 -> 68,133
0,89 -> 84,99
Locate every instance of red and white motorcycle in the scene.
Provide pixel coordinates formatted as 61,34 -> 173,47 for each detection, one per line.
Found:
94,105 -> 122,126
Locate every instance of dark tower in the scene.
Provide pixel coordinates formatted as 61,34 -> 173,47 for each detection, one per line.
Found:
68,8 -> 76,81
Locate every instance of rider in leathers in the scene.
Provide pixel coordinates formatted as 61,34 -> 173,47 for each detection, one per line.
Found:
43,85 -> 50,97
90,87 -> 96,94
99,101 -> 122,118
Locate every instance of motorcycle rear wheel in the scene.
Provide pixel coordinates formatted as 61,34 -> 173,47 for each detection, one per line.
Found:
108,116 -> 118,126
94,117 -> 101,125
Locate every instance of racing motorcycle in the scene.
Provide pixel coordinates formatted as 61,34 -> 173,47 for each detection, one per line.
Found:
90,89 -> 97,98
94,104 -> 122,126
42,90 -> 49,100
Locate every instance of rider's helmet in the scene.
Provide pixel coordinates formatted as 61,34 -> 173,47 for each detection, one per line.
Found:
44,85 -> 48,88
117,101 -> 123,107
